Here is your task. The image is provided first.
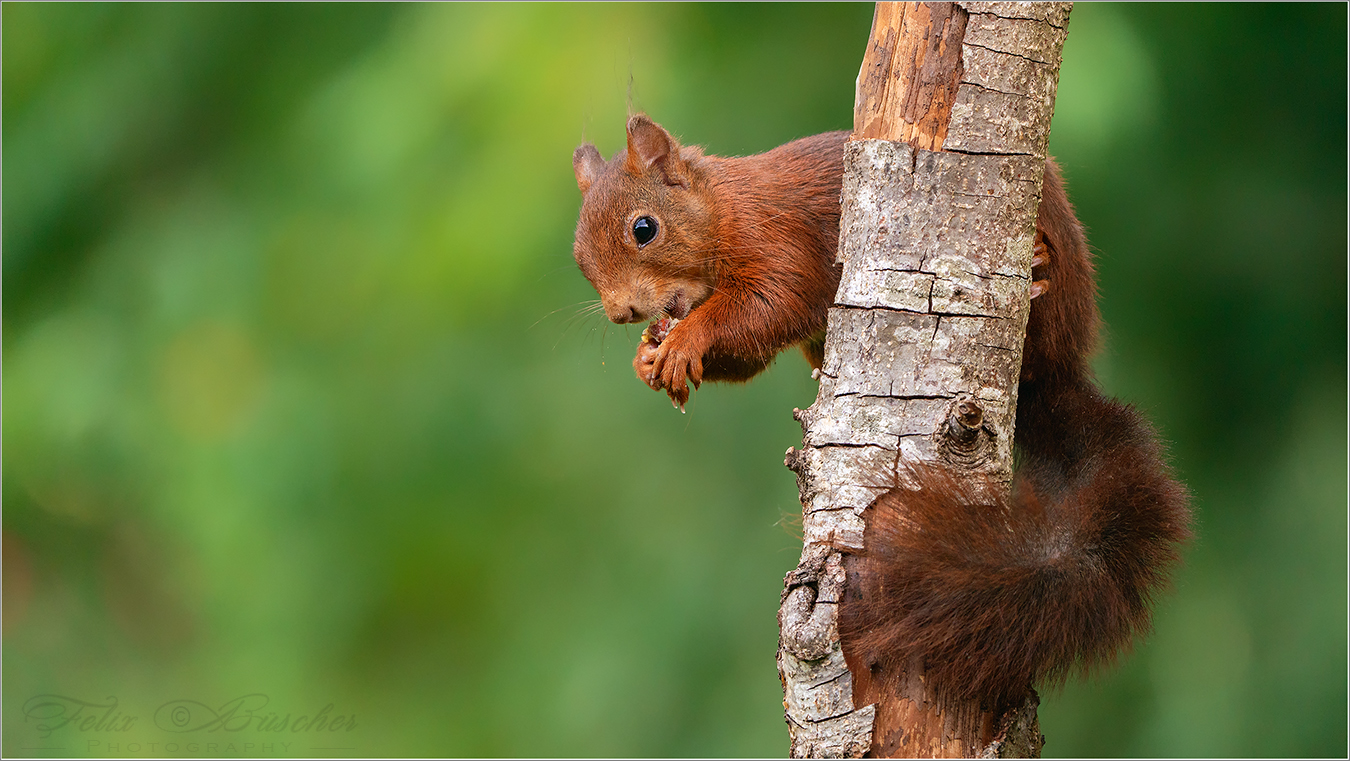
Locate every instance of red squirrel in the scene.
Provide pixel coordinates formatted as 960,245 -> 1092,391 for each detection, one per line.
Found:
571,115 -> 1191,707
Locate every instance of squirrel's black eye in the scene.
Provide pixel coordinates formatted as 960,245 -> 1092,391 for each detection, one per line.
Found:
632,216 -> 658,247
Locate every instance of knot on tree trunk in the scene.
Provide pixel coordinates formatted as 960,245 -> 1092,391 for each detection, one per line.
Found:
938,394 -> 996,469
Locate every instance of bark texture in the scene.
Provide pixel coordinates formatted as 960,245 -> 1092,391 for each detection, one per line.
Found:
777,2 -> 1070,757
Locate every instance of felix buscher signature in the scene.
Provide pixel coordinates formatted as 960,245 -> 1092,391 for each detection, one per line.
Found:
22,694 -> 356,740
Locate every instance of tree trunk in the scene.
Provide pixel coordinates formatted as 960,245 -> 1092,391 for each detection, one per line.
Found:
777,2 -> 1070,757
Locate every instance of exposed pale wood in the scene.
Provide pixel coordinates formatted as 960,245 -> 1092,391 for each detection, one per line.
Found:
854,2 -> 968,148
778,2 -> 1070,757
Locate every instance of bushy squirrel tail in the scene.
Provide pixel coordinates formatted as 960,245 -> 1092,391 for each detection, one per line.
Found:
839,377 -> 1192,707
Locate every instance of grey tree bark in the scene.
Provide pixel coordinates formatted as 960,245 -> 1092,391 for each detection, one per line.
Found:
777,2 -> 1071,757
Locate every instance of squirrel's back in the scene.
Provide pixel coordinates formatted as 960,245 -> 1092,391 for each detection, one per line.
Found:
701,131 -> 848,363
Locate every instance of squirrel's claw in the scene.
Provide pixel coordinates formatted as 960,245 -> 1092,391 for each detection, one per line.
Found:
1030,237 -> 1051,300
1032,239 -> 1051,269
665,375 -> 690,410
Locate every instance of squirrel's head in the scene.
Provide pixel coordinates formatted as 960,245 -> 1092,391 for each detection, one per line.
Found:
572,115 -> 716,325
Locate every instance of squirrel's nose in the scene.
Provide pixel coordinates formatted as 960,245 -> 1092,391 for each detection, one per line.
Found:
609,304 -> 639,324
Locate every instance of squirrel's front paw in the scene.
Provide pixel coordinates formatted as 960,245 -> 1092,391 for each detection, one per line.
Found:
650,328 -> 705,412
633,340 -> 663,391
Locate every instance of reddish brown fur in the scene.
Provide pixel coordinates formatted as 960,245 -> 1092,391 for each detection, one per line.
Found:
572,117 -> 1191,706
1022,158 -> 1101,382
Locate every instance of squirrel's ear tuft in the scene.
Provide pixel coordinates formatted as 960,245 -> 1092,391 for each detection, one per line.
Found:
573,144 -> 605,194
626,114 -> 688,187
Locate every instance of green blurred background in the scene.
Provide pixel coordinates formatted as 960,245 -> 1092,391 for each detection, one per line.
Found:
4,3 -> 1345,757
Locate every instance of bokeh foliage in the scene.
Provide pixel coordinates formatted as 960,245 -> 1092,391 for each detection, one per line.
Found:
4,3 -> 1345,757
